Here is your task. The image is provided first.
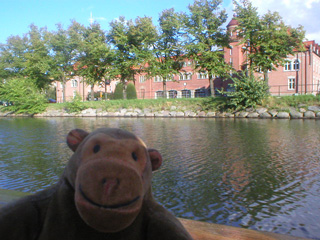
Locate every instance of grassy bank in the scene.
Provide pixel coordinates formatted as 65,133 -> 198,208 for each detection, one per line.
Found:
45,95 -> 320,113
2,95 -> 320,115
47,98 -> 205,113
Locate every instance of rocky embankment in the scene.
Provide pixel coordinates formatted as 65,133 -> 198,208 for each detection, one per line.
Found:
2,105 -> 319,119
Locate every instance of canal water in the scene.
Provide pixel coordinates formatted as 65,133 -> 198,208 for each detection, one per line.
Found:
0,117 -> 319,239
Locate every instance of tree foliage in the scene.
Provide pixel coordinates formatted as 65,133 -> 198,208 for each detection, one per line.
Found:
148,8 -> 185,96
0,35 -> 28,79
0,78 -> 47,114
47,21 -> 84,102
233,0 -> 305,83
77,23 -> 114,101
107,16 -> 157,99
184,0 -> 231,96
126,82 -> 137,99
220,71 -> 269,110
113,83 -> 124,100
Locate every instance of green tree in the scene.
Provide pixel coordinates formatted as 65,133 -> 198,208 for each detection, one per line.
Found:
148,8 -> 185,98
77,23 -> 114,101
47,21 -> 84,102
184,0 -> 230,96
24,24 -> 52,90
0,35 -> 28,79
234,0 -> 305,83
113,82 -> 124,99
126,82 -> 137,99
0,77 -> 47,114
107,16 -> 157,99
221,71 -> 269,110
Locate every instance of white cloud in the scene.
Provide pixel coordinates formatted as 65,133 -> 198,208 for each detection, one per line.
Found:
249,0 -> 320,43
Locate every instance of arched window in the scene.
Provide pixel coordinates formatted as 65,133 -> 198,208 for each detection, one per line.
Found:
168,90 -> 177,99
181,89 -> 191,98
197,72 -> 208,79
179,72 -> 192,80
156,91 -> 164,99
71,79 -> 78,88
195,88 -> 206,98
293,59 -> 300,71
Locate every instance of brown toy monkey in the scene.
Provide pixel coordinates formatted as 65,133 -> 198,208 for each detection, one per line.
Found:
0,128 -> 193,240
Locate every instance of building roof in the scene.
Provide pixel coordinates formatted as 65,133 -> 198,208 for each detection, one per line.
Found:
227,18 -> 239,28
303,40 -> 320,55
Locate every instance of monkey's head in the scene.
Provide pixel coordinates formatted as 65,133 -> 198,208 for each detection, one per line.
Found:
65,128 -> 162,233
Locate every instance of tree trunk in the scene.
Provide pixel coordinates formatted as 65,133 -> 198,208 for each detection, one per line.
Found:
264,71 -> 269,85
91,84 -> 94,101
62,76 -> 66,103
122,80 -> 127,100
209,75 -> 215,97
163,80 -> 167,99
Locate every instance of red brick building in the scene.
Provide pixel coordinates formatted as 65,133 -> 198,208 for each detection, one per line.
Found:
226,18 -> 320,96
57,18 -> 320,102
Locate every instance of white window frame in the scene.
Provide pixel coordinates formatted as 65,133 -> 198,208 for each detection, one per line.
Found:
197,72 -> 208,79
293,59 -> 300,71
139,76 -> 146,83
179,72 -> 192,80
154,76 -> 162,82
284,60 -> 292,71
288,77 -> 295,90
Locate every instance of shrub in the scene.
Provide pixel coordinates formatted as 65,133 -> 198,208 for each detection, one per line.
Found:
221,72 -> 269,111
126,83 -> 137,99
113,83 -> 124,100
0,77 -> 47,114
64,93 -> 85,113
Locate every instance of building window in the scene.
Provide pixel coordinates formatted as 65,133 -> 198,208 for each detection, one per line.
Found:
179,72 -> 192,80
139,76 -> 146,83
156,91 -> 164,99
288,77 -> 295,90
168,90 -> 177,99
293,59 -> 300,71
181,89 -> 191,98
154,76 -> 162,82
183,61 -> 192,67
197,72 -> 208,79
71,79 -> 78,88
284,61 -> 291,71
73,90 -> 77,99
230,48 -> 232,56
195,88 -> 206,98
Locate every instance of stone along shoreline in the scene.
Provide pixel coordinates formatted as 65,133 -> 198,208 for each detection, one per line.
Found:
2,105 -> 319,119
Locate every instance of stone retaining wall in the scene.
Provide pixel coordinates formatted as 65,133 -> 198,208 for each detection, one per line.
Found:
1,106 -> 320,119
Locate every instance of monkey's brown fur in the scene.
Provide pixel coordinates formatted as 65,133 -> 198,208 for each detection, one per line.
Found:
0,128 -> 193,240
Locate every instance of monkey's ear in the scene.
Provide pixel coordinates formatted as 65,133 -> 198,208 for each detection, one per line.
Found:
67,129 -> 89,152
148,149 -> 162,171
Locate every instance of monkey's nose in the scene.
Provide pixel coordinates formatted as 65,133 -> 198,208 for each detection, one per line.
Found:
102,178 -> 120,196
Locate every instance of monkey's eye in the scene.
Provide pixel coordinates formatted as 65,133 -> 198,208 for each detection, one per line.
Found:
132,152 -> 138,161
93,145 -> 100,153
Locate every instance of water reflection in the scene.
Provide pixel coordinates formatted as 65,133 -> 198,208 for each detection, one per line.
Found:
0,117 -> 320,239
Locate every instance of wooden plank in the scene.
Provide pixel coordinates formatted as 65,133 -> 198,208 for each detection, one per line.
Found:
0,189 -> 310,240
179,218 -> 309,240
0,188 -> 28,205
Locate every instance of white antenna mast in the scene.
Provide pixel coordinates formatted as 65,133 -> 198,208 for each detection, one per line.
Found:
89,12 -> 94,25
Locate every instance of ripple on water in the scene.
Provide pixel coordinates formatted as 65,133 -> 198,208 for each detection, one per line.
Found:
1,118 -> 320,239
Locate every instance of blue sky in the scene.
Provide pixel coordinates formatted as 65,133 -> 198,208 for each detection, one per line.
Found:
0,0 -> 319,44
